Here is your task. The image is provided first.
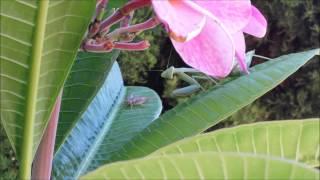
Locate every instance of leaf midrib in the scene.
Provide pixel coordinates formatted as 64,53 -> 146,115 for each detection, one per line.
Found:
74,88 -> 127,178
20,1 -> 49,178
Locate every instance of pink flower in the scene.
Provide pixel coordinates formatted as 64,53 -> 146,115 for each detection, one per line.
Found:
152,0 -> 267,77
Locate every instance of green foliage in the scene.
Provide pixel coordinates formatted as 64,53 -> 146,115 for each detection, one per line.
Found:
0,0 -> 95,177
105,49 -> 319,162
1,0 -> 319,178
82,153 -> 319,179
153,119 -> 320,167
55,51 -> 119,151
52,63 -> 162,179
81,120 -> 320,179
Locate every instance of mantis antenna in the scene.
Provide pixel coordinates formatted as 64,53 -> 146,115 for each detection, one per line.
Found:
253,54 -> 272,61
166,46 -> 173,69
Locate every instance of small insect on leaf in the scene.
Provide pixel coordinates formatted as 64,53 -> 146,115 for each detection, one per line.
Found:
126,94 -> 148,108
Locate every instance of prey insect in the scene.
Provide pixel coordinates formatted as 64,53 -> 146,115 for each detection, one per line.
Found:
126,94 -> 148,108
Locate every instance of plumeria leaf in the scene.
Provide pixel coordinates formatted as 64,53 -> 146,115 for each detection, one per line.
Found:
0,0 -> 95,177
81,152 -> 319,179
52,62 -> 162,179
105,49 -> 319,162
152,119 -> 320,167
54,51 -> 119,152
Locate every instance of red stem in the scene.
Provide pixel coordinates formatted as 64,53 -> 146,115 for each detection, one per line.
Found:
114,40 -> 150,51
31,91 -> 62,180
120,11 -> 134,28
95,0 -> 108,21
107,17 -> 160,39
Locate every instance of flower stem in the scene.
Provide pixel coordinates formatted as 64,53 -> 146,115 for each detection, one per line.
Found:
95,0 -> 108,21
107,17 -> 160,39
114,40 -> 150,51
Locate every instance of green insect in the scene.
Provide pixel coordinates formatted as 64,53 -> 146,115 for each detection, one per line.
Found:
161,50 -> 271,97
161,66 -> 217,97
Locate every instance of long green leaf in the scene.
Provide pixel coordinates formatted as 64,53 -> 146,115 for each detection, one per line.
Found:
81,152 -> 319,179
107,49 -> 319,162
52,62 -> 162,179
0,0 -> 95,177
55,51 -> 119,151
152,119 -> 320,167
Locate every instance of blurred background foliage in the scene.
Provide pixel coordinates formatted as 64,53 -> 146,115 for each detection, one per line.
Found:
1,0 -> 319,178
118,8 -> 165,84
0,125 -> 18,178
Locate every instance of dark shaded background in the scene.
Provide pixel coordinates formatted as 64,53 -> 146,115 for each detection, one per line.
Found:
1,0 -> 319,178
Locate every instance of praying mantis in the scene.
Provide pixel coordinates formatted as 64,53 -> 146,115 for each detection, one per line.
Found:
161,51 -> 271,97
161,66 -> 216,97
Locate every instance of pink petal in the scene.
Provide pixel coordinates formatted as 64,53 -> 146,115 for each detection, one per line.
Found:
151,0 -> 206,42
193,0 -> 252,34
233,32 -> 249,74
171,18 -> 235,78
243,6 -> 267,38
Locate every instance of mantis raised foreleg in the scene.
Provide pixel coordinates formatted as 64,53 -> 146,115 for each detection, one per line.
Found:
171,84 -> 201,97
161,51 -> 272,97
161,66 -> 217,97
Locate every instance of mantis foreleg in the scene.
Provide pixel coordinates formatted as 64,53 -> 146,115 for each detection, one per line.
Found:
171,84 -> 201,97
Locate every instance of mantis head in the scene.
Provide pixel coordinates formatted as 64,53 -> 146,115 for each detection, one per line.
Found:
161,66 -> 175,79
